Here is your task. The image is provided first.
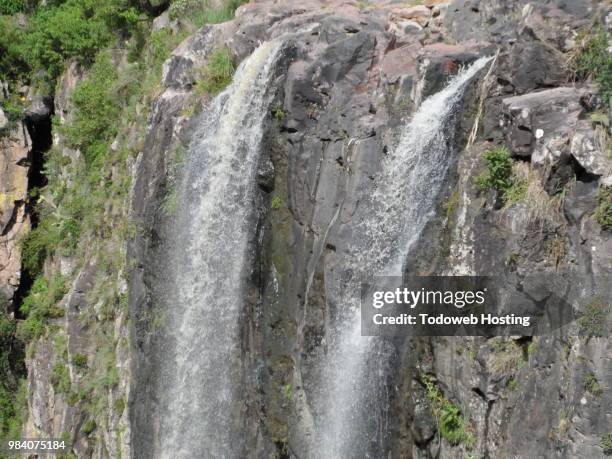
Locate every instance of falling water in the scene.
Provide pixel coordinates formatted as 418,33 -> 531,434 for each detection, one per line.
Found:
317,56 -> 493,458
158,40 -> 284,459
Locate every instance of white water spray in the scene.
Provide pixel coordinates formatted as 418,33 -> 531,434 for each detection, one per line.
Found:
158,40 -> 284,459
316,56 -> 493,458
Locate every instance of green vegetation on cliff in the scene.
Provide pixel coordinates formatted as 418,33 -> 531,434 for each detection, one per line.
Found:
602,433 -> 612,455
476,146 -> 527,204
595,186 -> 612,230
421,374 -> 474,447
0,313 -> 27,443
572,28 -> 612,103
196,47 -> 235,95
578,297 -> 608,339
0,0 -> 140,89
18,274 -> 67,340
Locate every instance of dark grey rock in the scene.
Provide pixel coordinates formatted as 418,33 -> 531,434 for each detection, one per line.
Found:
24,93 -> 53,122
506,38 -> 566,93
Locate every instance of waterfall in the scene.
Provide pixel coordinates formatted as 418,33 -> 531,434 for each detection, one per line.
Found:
158,40 -> 284,459
316,56 -> 493,458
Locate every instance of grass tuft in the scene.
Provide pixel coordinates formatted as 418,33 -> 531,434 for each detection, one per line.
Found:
578,297 -> 608,339
601,433 -> 612,455
595,186 -> 612,230
570,28 -> 612,103
584,372 -> 603,397
195,47 -> 235,96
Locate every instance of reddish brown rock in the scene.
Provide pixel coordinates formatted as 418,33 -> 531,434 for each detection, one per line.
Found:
0,124 -> 30,308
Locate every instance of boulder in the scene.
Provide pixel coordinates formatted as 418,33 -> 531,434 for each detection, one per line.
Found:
24,92 -> 53,122
152,10 -> 170,31
570,123 -> 612,179
0,108 -> 7,130
501,86 -> 589,158
505,39 -> 566,93
391,5 -> 431,27
162,26 -> 218,89
502,85 -> 612,187
380,44 -> 419,83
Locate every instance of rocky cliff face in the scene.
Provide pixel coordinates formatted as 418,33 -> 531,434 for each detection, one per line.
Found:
2,0 -> 610,457
129,1 -> 610,458
0,123 -> 30,308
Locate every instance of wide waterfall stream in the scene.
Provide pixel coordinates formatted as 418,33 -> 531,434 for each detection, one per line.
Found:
159,40 -> 284,458
316,56 -> 493,458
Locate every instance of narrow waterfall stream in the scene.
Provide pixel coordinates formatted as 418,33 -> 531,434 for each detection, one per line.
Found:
159,40 -> 284,459
317,56 -> 493,458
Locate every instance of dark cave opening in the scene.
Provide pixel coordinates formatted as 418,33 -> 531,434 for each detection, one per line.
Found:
569,155 -> 599,184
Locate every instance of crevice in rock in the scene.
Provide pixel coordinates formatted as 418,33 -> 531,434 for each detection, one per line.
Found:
516,336 -> 533,360
12,110 -> 53,319
568,155 -> 599,183
482,398 -> 495,456
472,386 -> 486,400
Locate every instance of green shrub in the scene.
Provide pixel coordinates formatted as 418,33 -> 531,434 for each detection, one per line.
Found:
113,397 -> 125,415
63,52 -> 120,164
507,377 -> 519,391
271,196 -> 283,210
25,1 -> 111,79
2,98 -> 25,122
584,372 -> 603,397
602,433 -> 612,455
0,16 -> 29,83
476,147 -> 513,193
573,28 -> 612,103
148,28 -> 176,70
527,341 -> 536,356
476,146 -> 531,205
72,354 -> 88,370
94,346 -> 119,389
273,107 -> 285,121
0,0 -> 25,14
24,0 -> 141,80
82,419 -> 96,435
168,0 -> 192,19
578,297 -> 608,339
18,12 -> 184,293
595,186 -> 612,230
283,383 -> 293,400
0,379 -> 27,444
422,375 -> 474,446
20,219 -> 62,277
17,274 -> 67,340
0,311 -> 26,443
51,363 -> 71,395
196,47 -> 234,95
